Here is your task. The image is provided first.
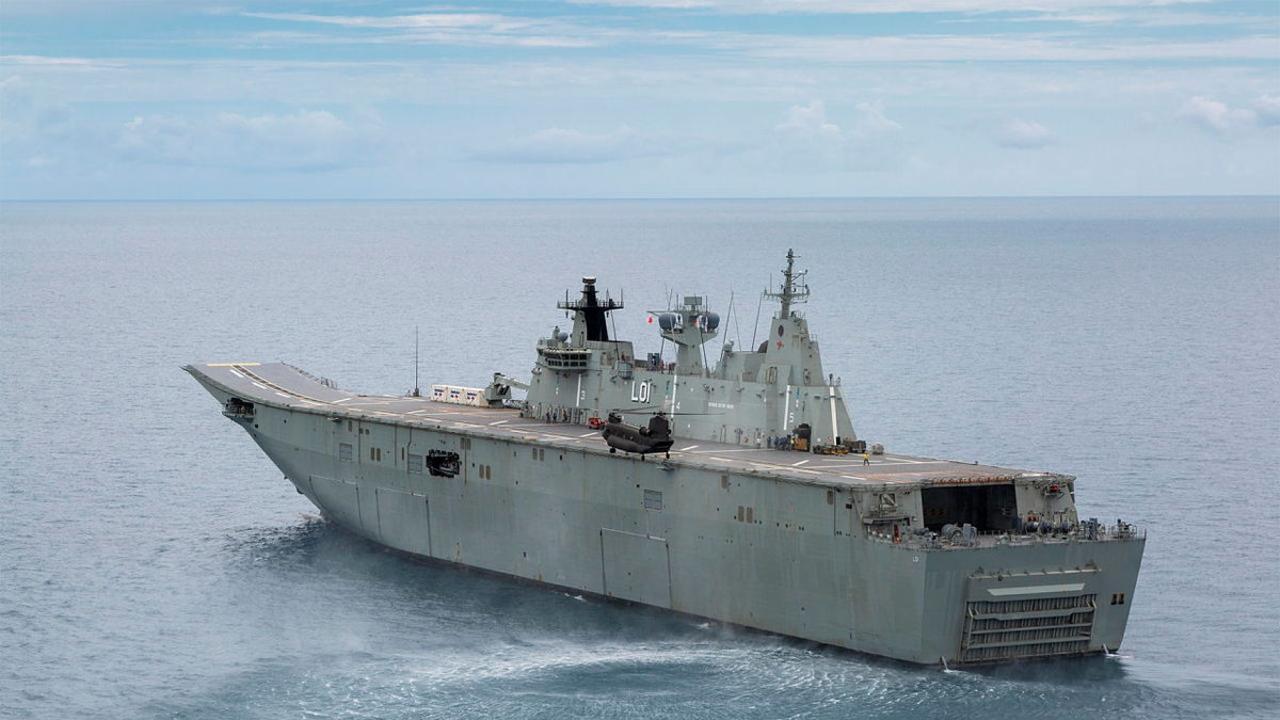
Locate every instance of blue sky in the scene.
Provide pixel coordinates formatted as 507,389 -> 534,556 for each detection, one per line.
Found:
1,0 -> 1277,198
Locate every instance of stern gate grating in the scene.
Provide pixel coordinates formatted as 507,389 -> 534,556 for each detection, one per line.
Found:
960,594 -> 1096,663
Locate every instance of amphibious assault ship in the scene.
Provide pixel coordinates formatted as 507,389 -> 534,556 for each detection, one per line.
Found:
186,251 -> 1144,666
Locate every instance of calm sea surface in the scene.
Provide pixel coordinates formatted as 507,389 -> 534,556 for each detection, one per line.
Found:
2,198 -> 1278,719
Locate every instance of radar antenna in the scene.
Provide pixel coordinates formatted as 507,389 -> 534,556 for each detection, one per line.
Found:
763,248 -> 810,318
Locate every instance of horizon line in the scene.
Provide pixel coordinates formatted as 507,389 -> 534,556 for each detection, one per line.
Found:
3,194 -> 1278,203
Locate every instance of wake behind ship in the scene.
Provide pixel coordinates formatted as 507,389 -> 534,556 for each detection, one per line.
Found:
186,250 -> 1144,666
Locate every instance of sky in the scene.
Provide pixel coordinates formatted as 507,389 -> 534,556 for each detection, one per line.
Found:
1,0 -> 1277,199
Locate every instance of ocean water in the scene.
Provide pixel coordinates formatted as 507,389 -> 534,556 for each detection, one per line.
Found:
1,197 -> 1277,720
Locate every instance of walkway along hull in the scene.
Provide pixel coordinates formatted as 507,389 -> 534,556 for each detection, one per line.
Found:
188,367 -> 1144,666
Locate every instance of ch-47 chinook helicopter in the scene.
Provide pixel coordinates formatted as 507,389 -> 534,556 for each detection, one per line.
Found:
600,410 -> 675,458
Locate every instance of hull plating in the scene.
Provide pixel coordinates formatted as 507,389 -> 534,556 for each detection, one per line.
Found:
203,380 -> 1143,666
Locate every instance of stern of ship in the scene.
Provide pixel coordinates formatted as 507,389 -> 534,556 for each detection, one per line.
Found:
894,526 -> 1146,665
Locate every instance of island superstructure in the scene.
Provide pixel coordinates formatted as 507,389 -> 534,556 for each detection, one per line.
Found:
186,250 -> 1144,666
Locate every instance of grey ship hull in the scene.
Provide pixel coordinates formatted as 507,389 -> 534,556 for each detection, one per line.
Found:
187,362 -> 1145,666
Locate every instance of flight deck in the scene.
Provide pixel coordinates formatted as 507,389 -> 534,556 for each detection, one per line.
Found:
189,361 -> 1061,493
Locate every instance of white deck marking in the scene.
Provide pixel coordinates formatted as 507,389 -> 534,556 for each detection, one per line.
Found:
692,448 -> 757,454
251,382 -> 267,390
208,362 -> 260,367
275,392 -> 290,398
679,445 -> 699,451
878,461 -> 951,467
228,369 -> 244,379
742,460 -> 819,475
815,460 -> 951,470
792,459 -> 810,467
579,432 -> 597,438
489,419 -> 509,426
407,409 -> 432,415
331,398 -> 352,403
841,475 -> 868,481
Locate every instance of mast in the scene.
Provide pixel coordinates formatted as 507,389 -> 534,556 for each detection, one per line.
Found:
412,325 -> 421,397
558,276 -> 623,344
763,248 -> 809,318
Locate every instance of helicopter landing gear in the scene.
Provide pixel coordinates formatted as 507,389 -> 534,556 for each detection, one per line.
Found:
609,447 -> 616,454
665,452 -> 670,459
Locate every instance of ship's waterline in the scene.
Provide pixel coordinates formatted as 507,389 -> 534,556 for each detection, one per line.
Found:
186,251 -> 1144,665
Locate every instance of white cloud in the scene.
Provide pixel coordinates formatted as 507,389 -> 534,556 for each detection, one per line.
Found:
232,9 -> 1280,62
0,54 -> 124,68
0,74 -> 87,171
953,9 -> 1276,30
729,33 -> 1279,63
773,99 -> 903,171
473,126 -> 674,164
114,109 -> 386,171
243,12 -> 513,30
996,118 -> 1054,148
1253,95 -> 1280,127
1177,96 -> 1276,136
242,11 -> 600,48
573,0 -> 1209,14
777,100 -> 844,140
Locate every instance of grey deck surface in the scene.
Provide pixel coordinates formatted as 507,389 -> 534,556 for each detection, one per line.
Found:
189,361 -> 1055,490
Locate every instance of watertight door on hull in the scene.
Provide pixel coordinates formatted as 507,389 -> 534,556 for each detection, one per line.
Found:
600,528 -> 672,609
310,475 -> 363,531
375,488 -> 432,558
